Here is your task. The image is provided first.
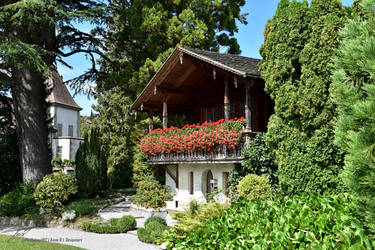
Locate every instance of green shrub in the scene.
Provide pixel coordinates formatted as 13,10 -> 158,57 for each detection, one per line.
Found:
137,228 -> 153,243
165,193 -> 374,249
81,215 -> 136,234
34,172 -> 78,214
65,200 -> 101,217
132,175 -> 172,209
332,0 -> 375,237
0,184 -> 38,217
237,174 -> 272,201
117,215 -> 136,232
144,216 -> 167,227
75,127 -> 107,198
167,200 -> 228,242
138,221 -> 168,244
228,134 -> 278,189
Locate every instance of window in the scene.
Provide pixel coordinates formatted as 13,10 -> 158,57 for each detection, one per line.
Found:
68,125 -> 73,137
57,124 -> 62,137
202,106 -> 219,122
57,146 -> 62,158
189,172 -> 194,195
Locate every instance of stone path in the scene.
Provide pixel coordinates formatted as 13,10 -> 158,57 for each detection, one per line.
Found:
0,226 -> 159,250
98,198 -> 176,228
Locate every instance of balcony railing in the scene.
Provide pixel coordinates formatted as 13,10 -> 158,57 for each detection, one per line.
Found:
147,143 -> 244,165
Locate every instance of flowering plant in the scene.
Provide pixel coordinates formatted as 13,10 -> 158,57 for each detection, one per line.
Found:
139,118 -> 246,155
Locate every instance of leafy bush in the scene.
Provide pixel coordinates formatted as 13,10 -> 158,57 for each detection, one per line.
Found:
165,200 -> 228,243
81,221 -> 117,234
144,216 -> 167,227
75,127 -> 107,198
116,215 -> 136,233
165,193 -> 374,249
138,221 -> 168,244
33,172 -> 78,214
228,134 -> 278,189
81,215 -> 136,234
132,175 -> 172,209
0,184 -> 38,217
65,200 -> 101,217
237,174 -> 272,201
0,133 -> 21,196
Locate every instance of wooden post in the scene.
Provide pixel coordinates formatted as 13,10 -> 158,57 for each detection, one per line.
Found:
148,110 -> 154,132
162,95 -> 168,129
224,77 -> 230,119
245,80 -> 252,132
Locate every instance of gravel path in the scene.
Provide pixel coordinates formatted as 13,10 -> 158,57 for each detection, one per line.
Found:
0,226 -> 159,250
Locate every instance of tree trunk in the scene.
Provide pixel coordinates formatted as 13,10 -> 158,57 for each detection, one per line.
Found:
11,66 -> 51,184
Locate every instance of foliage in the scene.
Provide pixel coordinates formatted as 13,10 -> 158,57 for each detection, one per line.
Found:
0,184 -> 38,217
81,215 -> 136,234
228,133 -> 278,189
51,158 -> 75,171
0,0 -> 107,184
237,174 -> 272,202
165,193 -> 374,249
140,118 -> 245,155
0,234 -> 82,250
331,0 -> 375,237
75,127 -> 108,198
116,215 -> 137,233
0,133 -> 21,196
65,200 -> 101,217
165,200 -> 228,243
99,0 -> 247,94
33,172 -> 78,214
259,0 -> 347,194
131,175 -> 172,209
138,221 -> 168,245
144,216 -> 167,227
93,88 -> 135,189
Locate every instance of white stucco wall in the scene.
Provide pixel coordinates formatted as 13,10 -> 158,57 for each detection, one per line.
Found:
50,104 -> 82,161
54,106 -> 80,137
166,163 -> 234,210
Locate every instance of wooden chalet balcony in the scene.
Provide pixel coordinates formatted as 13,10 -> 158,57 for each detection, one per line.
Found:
147,143 -> 244,165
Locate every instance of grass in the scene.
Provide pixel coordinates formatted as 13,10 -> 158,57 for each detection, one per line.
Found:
0,235 -> 83,250
65,201 -> 101,217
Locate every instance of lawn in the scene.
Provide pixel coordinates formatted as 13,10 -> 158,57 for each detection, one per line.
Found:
0,235 -> 83,250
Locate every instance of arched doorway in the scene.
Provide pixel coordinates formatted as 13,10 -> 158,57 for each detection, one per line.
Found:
206,170 -> 213,194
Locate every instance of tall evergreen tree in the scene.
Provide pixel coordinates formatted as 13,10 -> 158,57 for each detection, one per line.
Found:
0,0 -> 107,183
259,0 -> 347,194
332,0 -> 375,236
99,0 -> 247,95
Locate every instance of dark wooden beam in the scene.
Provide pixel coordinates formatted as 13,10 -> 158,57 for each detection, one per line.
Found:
224,77 -> 230,119
148,110 -> 154,132
175,63 -> 196,87
162,95 -> 168,129
245,80 -> 252,131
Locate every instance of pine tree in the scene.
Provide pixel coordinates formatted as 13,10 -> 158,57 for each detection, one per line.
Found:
75,127 -> 107,197
259,0 -> 347,194
98,0 -> 247,95
0,0 -> 107,183
332,0 -> 375,236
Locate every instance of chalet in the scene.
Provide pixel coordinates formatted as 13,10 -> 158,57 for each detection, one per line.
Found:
46,71 -> 83,172
131,47 -> 273,209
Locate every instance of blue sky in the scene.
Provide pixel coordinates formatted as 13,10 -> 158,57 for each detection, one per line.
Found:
58,0 -> 354,116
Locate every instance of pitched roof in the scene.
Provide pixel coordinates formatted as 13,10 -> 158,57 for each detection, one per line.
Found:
131,47 -> 262,111
179,47 -> 261,77
48,71 -> 82,111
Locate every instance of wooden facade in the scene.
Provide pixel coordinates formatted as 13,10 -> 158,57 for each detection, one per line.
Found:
131,47 -> 273,164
